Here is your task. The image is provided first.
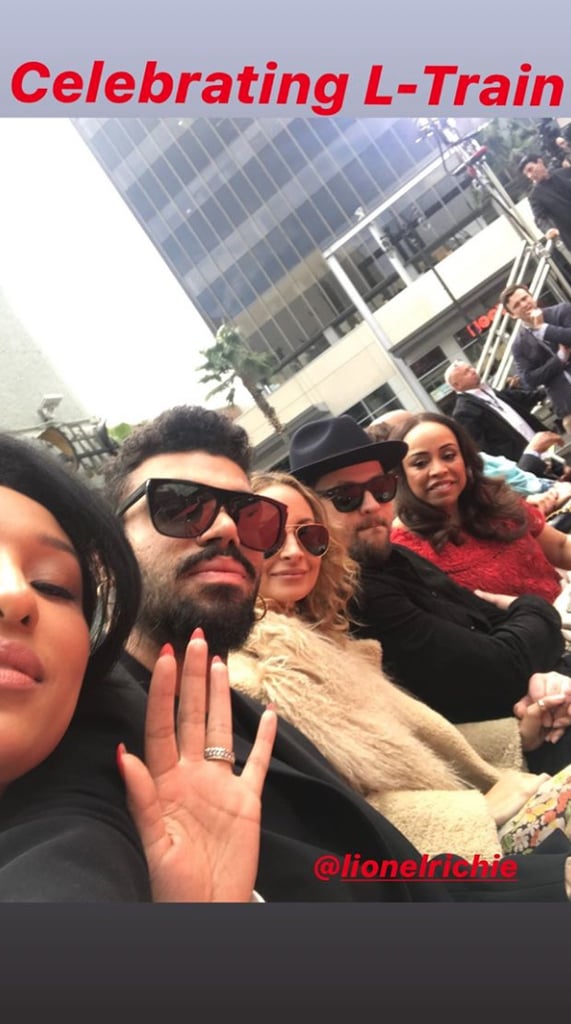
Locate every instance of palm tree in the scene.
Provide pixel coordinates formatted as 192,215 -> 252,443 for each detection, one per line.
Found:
198,324 -> 285,435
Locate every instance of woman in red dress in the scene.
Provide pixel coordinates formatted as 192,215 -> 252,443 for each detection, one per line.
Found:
391,412 -> 571,602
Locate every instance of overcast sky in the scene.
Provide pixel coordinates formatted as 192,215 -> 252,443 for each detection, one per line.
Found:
0,118 -> 244,425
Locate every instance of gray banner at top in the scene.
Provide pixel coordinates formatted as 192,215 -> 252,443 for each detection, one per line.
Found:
1,0 -> 570,116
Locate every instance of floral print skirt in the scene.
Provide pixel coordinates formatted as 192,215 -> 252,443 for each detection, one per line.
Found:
498,765 -> 571,855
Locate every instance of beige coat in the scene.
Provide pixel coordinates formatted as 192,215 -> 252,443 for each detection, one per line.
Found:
229,611 -> 526,859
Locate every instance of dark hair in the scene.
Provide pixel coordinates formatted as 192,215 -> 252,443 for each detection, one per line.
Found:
104,406 -> 253,510
0,433 -> 141,687
500,282 -> 532,310
392,413 -> 527,551
518,152 -> 542,173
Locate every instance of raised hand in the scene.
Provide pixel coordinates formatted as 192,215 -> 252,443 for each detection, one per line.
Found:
118,628 -> 277,902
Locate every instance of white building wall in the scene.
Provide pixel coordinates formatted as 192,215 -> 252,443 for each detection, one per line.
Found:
0,286 -> 87,431
237,200 -> 543,446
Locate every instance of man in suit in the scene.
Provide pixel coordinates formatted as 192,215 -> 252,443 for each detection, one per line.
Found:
445,359 -> 562,468
501,283 -> 571,433
518,153 -> 571,253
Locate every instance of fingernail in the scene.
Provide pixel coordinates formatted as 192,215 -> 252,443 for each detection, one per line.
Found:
191,627 -> 205,640
211,654 -> 223,664
160,643 -> 174,657
266,701 -> 276,711
116,742 -> 127,780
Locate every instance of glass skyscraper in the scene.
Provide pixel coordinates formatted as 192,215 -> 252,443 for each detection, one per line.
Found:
74,115 -> 548,458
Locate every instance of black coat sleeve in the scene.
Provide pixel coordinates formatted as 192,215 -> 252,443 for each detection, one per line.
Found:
513,335 -> 568,390
518,451 -> 548,476
453,402 -> 513,458
529,189 -> 556,235
354,572 -> 564,723
544,325 -> 571,347
438,852 -> 568,902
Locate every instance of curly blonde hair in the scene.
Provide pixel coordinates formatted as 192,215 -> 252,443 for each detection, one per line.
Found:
251,471 -> 359,638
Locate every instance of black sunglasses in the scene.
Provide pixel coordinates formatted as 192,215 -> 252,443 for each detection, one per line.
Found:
117,478 -> 287,556
278,523 -> 330,557
317,473 -> 397,513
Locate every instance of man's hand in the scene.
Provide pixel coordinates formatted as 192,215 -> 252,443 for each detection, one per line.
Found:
506,375 -> 521,389
527,430 -> 563,454
546,228 -> 561,240
473,589 -> 518,610
528,482 -> 571,516
529,308 -> 545,328
551,481 -> 571,503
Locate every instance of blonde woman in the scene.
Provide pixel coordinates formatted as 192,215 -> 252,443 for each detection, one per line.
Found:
229,471 -> 571,859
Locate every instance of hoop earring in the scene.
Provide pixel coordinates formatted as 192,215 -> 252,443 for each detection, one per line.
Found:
254,595 -> 267,623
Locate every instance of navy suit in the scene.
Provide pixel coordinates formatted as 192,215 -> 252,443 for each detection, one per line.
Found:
512,303 -> 571,420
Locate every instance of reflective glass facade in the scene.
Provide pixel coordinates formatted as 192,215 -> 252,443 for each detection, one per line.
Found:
74,116 -> 491,389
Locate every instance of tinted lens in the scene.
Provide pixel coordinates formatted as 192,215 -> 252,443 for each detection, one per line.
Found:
329,475 -> 396,512
329,486 -> 363,513
232,495 -> 285,554
150,482 -> 218,538
296,524 -> 329,556
368,475 -> 397,504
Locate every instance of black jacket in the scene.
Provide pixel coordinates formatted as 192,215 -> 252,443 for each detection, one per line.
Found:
0,671 -> 151,901
452,389 -> 546,462
117,655 -> 568,902
0,651 -> 566,901
528,168 -> 571,250
351,546 -> 565,723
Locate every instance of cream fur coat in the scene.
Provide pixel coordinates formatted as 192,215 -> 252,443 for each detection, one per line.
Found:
229,611 -> 526,859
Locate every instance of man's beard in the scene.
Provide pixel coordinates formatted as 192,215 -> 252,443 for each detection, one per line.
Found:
137,542 -> 259,658
349,516 -> 393,568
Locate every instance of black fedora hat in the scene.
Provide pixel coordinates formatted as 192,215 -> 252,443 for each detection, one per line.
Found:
289,415 -> 407,486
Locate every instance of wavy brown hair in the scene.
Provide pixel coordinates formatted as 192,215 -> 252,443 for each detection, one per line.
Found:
392,412 -> 528,552
251,471 -> 359,637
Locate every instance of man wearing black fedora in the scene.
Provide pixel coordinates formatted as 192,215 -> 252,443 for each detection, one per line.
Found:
289,414 -> 571,766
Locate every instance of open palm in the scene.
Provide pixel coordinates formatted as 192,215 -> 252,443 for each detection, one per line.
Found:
120,630 -> 277,902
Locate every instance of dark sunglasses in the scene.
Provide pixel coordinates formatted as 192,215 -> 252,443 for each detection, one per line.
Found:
117,478 -> 287,556
317,473 -> 397,513
278,523 -> 330,557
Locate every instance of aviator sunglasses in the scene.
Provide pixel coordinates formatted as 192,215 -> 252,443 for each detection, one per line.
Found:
117,478 -> 287,556
317,473 -> 397,513
277,523 -> 330,558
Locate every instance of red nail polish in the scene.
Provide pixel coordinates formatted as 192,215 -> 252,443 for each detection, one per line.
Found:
191,627 -> 205,640
160,643 -> 174,657
116,742 -> 126,780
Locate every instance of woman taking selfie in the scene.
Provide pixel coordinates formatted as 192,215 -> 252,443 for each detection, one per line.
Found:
0,433 -> 274,901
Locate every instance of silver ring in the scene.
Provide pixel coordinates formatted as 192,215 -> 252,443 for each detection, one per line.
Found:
204,746 -> 236,765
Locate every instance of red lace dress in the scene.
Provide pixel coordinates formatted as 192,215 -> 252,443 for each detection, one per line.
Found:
391,504 -> 562,603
